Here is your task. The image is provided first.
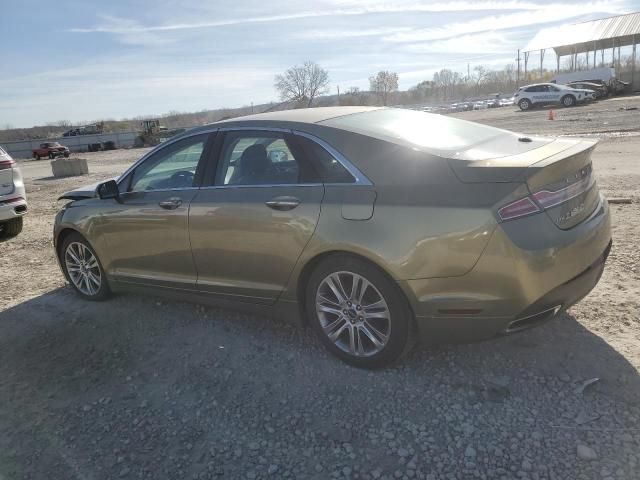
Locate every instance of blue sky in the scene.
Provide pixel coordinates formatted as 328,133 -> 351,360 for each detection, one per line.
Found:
0,0 -> 637,127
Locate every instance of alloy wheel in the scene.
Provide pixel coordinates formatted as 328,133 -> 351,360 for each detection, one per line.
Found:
315,271 -> 391,357
64,241 -> 102,296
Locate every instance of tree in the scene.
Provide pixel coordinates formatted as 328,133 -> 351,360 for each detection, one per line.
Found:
432,69 -> 462,100
274,61 -> 330,108
471,66 -> 489,94
369,71 -> 399,105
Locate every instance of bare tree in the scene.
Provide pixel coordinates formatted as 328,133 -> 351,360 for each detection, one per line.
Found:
369,71 -> 399,105
274,61 -> 330,108
471,66 -> 489,94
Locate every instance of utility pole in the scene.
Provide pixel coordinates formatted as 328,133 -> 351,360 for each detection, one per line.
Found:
516,49 -> 520,88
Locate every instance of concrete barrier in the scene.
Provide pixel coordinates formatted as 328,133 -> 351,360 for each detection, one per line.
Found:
51,158 -> 89,178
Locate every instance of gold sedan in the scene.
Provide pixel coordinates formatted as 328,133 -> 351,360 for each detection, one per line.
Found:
54,107 -> 611,368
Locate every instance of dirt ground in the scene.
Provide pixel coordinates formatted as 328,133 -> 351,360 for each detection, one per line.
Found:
0,99 -> 638,480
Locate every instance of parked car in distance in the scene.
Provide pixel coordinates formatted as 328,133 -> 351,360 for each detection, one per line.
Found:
54,107 -> 611,368
514,83 -> 596,111
499,96 -> 515,107
32,142 -> 70,159
0,146 -> 27,238
565,81 -> 608,98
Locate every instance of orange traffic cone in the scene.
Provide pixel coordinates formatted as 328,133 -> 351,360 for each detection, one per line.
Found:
548,109 -> 555,120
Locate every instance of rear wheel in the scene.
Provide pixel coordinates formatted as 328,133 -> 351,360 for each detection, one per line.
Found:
0,217 -> 23,238
518,99 -> 531,111
60,233 -> 111,301
562,95 -> 576,107
33,153 -> 39,160
305,255 -> 412,368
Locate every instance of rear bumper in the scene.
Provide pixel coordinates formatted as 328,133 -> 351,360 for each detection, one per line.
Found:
400,194 -> 611,344
0,198 -> 28,221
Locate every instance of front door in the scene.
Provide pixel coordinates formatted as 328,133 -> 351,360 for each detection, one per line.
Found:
189,130 -> 324,303
99,133 -> 213,289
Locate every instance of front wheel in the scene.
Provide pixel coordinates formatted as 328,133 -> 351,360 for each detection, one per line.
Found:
306,255 -> 412,368
60,233 -> 111,301
518,99 -> 531,111
562,95 -> 576,107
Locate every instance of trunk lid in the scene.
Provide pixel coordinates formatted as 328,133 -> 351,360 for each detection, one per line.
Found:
448,135 -> 600,229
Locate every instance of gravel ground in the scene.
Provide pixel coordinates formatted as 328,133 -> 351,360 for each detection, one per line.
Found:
0,100 -> 639,480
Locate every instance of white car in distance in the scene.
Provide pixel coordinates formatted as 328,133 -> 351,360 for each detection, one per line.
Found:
514,83 -> 596,111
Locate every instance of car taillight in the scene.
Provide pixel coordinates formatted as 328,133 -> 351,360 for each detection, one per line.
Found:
0,159 -> 15,170
498,197 -> 541,221
532,174 -> 594,209
499,174 -> 595,221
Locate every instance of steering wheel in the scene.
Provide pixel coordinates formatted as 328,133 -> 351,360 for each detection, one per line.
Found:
169,170 -> 195,188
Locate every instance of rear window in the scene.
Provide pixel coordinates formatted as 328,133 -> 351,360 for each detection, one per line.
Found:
321,108 -> 504,155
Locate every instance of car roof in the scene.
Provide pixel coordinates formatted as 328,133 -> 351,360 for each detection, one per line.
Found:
215,106 -> 383,125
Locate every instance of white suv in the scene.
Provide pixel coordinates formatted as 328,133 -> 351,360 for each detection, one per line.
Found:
0,146 -> 27,238
514,83 -> 596,111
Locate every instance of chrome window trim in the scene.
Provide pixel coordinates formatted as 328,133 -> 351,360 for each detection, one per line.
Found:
116,128 -> 219,187
122,186 -> 201,195
291,130 -> 373,186
199,183 -> 323,190
116,125 -> 374,190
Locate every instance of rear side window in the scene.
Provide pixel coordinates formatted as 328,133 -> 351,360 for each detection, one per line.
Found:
295,136 -> 355,184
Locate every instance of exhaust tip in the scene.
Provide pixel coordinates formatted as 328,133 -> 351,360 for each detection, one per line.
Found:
506,305 -> 562,333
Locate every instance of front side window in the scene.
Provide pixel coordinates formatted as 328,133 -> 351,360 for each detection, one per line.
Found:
216,132 -> 315,185
129,134 -> 207,191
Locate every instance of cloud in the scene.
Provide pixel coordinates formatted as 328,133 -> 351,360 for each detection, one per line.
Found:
404,32 -> 516,55
68,1 -> 554,36
297,26 -> 413,40
384,1 -> 627,43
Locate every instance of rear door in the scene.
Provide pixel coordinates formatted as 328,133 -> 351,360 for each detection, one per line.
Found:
189,129 -> 324,303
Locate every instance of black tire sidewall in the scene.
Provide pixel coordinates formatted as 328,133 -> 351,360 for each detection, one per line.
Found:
60,232 -> 111,301
562,95 -> 575,107
305,255 -> 411,369
0,217 -> 23,238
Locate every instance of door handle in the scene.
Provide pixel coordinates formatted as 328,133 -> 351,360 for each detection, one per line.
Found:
265,196 -> 300,211
158,197 -> 182,210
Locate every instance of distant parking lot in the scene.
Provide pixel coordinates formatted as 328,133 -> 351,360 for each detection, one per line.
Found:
1,100 -> 638,479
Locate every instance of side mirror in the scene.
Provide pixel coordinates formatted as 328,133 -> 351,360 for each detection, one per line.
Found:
97,180 -> 121,202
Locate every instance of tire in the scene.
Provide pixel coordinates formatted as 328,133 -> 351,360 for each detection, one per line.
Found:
305,255 -> 412,369
59,232 -> 111,301
518,99 -> 531,111
63,151 -> 70,158
0,217 -> 23,238
561,95 -> 576,107
48,152 -> 54,159
33,153 -> 39,160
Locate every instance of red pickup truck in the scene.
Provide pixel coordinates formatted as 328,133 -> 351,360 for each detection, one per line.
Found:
32,142 -> 70,160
